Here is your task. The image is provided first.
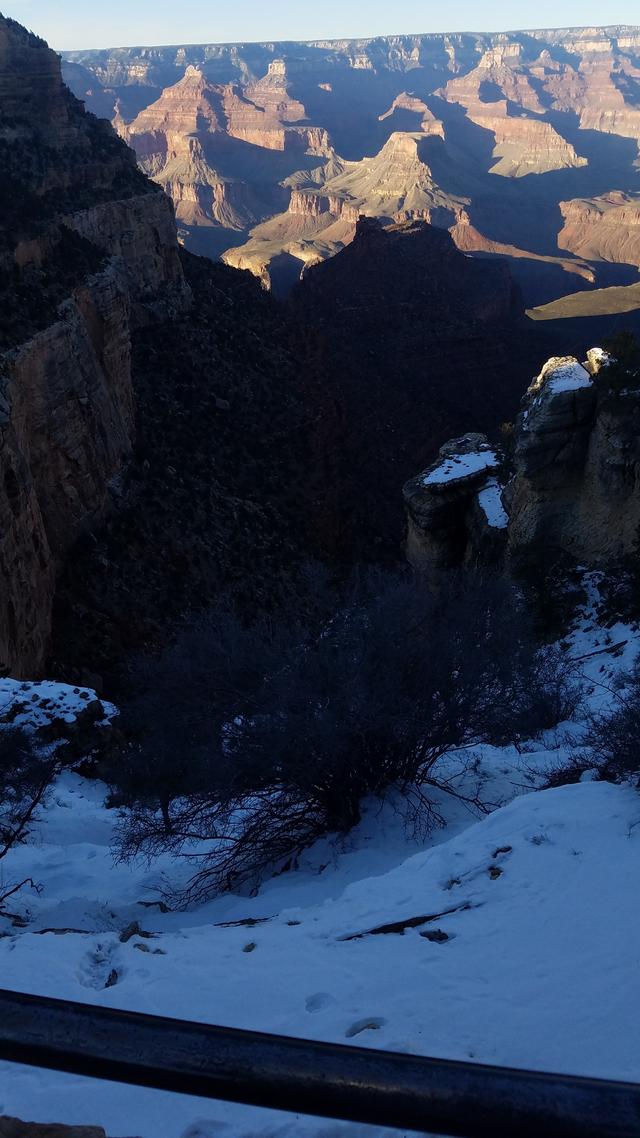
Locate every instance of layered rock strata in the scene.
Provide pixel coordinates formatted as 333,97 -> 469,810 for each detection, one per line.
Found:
120,64 -> 334,249
63,25 -> 640,286
558,192 -> 640,267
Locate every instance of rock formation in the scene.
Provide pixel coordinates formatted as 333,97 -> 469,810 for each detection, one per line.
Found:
505,350 -> 640,566
0,16 -> 188,676
291,217 -> 550,562
439,47 -> 588,178
440,41 -> 547,115
223,131 -> 466,285
558,192 -> 640,267
467,102 -> 587,179
119,64 -> 336,257
405,347 -> 640,576
404,434 -> 507,579
378,93 -> 445,138
62,26 -> 640,305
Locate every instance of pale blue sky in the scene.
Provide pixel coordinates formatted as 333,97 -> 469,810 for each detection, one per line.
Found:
2,0 -> 638,51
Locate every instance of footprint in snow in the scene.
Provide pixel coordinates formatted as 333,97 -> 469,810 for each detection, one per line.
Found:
305,992 -> 335,1013
78,940 -> 121,990
345,1016 -> 386,1038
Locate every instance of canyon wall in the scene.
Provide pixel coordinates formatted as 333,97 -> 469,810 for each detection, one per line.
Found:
63,25 -> 640,306
0,16 -> 188,676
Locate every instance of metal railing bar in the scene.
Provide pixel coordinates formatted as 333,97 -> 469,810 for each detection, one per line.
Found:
1,988 -> 639,1138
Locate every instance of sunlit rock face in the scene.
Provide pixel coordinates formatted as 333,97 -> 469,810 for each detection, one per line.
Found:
558,192 -> 640,268
63,25 -> 640,297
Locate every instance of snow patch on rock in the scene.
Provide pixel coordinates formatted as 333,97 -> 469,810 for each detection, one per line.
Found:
423,448 -> 498,486
477,478 -> 508,529
0,679 -> 116,733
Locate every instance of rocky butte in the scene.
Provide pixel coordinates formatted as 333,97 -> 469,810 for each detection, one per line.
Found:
404,347 -> 640,579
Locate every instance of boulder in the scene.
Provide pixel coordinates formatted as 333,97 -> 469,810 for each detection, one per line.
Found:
404,433 -> 507,578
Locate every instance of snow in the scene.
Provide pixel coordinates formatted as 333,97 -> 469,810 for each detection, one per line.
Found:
546,360 -> 592,394
1,581 -> 640,1137
477,478 -> 508,529
423,449 -> 498,486
0,678 -> 116,731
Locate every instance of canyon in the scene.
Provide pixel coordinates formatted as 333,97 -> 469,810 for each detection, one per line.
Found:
1,14 -> 554,682
64,27 -> 640,309
2,19 -> 640,1138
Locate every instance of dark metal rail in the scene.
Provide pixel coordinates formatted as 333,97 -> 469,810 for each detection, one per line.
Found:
1,988 -> 639,1138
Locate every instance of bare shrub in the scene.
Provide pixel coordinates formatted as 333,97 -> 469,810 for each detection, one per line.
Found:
577,659 -> 640,784
112,570 -> 579,904
0,728 -> 61,911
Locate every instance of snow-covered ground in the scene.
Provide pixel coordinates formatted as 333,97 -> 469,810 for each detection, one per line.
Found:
1,580 -> 639,1137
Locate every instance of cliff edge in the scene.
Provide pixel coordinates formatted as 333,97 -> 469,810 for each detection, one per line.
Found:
0,16 -> 188,675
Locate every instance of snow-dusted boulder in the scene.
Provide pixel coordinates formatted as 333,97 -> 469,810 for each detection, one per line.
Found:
403,433 -> 508,575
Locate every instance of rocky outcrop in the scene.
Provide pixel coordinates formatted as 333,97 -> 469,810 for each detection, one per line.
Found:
404,434 -> 507,578
558,192 -> 640,267
288,189 -> 360,221
505,349 -> 640,566
378,93 -> 445,138
470,103 -> 587,178
405,347 -> 640,576
0,16 -> 188,675
441,41 -> 547,114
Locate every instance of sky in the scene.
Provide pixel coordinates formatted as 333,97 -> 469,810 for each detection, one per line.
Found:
1,0 -> 639,51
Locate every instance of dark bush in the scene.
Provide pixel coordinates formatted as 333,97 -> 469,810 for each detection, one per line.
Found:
0,728 -> 61,911
597,332 -> 640,393
112,571 -> 580,905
